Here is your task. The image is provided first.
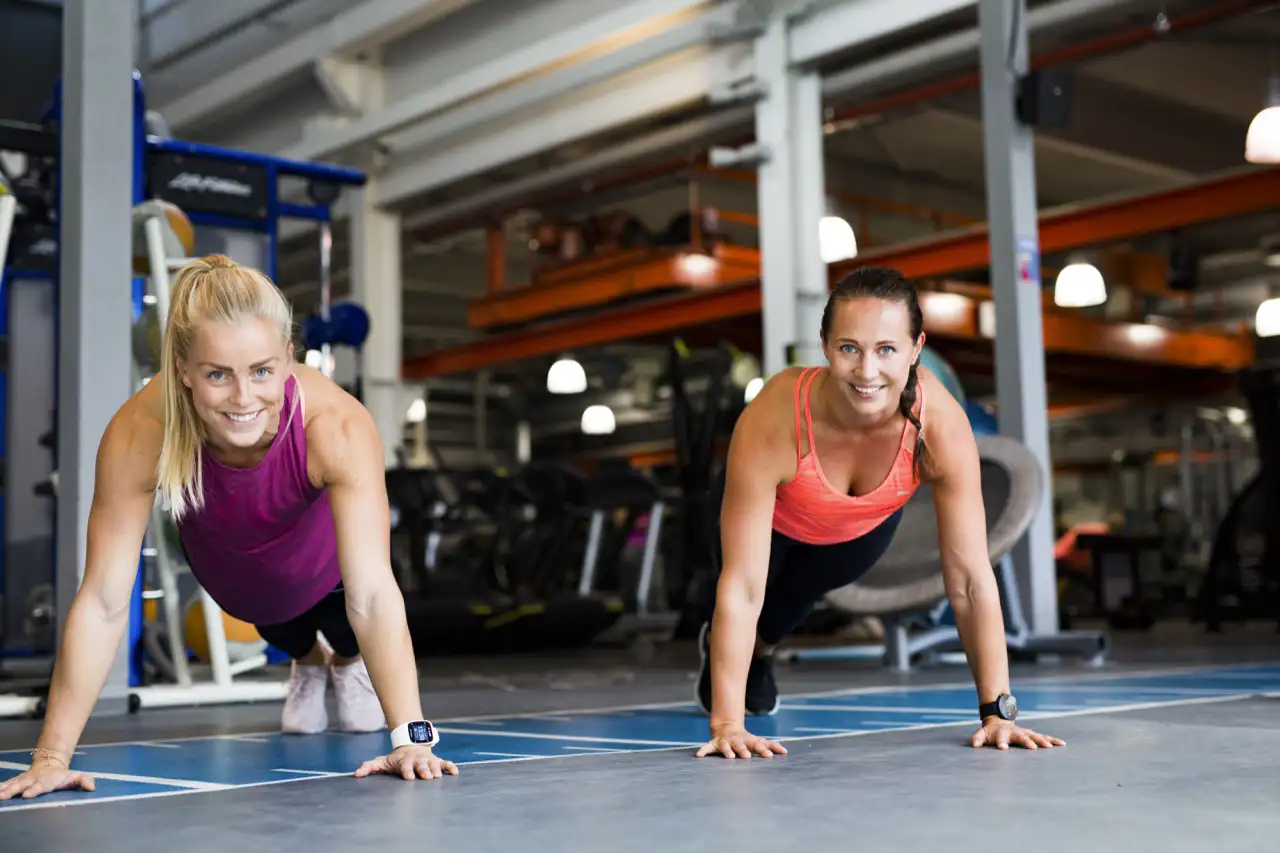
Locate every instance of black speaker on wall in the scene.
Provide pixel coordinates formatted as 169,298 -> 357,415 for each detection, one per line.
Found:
1016,68 -> 1073,129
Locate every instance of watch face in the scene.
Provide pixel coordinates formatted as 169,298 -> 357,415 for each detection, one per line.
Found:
408,721 -> 435,743
999,694 -> 1018,719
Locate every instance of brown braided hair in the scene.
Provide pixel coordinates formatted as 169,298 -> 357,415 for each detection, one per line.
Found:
819,266 -> 928,481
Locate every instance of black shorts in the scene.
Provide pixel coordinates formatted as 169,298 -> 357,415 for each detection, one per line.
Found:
254,584 -> 359,660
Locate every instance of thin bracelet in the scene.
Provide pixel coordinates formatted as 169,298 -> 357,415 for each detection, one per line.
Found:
30,747 -> 68,765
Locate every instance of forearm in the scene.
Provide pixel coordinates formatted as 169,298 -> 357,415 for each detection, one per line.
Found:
346,583 -> 424,731
36,595 -> 132,758
709,576 -> 763,731
947,571 -> 1010,706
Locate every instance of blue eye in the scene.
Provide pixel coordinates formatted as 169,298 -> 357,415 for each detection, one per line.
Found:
207,370 -> 224,381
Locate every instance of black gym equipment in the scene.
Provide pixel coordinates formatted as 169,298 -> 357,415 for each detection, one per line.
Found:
1196,363 -> 1280,631
665,338 -> 745,638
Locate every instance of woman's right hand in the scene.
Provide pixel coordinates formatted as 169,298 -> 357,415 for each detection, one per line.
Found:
0,754 -> 96,801
695,724 -> 788,760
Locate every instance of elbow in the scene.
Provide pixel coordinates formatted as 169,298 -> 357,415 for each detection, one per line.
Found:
344,576 -> 402,623
716,570 -> 764,617
943,563 -> 1000,609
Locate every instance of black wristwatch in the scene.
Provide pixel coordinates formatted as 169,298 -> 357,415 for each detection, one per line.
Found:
979,693 -> 1018,722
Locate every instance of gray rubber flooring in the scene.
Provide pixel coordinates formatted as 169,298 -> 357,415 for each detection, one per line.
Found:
2,620 -> 1278,852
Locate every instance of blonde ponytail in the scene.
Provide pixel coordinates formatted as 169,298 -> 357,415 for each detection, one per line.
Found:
154,254 -> 294,521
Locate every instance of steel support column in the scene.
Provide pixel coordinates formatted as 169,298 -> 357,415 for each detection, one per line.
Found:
977,0 -> 1058,634
752,15 -> 827,373
58,0 -> 138,715
350,180 -> 404,467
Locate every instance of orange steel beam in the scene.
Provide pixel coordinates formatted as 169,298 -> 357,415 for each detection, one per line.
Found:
469,245 -> 760,329
835,166 -> 1280,281
404,167 -> 1270,379
407,284 -> 759,378
405,281 -> 1251,378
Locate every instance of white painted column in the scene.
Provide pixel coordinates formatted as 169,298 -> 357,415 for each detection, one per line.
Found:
978,0 -> 1059,634
350,181 -> 404,467
58,0 -> 138,712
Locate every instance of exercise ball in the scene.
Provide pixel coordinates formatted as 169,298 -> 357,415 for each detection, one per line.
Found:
965,400 -> 999,435
131,303 -> 162,372
131,199 -> 195,276
183,596 -> 267,663
917,345 -> 966,403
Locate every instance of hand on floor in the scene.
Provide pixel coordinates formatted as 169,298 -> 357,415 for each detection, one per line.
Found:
354,744 -> 459,780
695,724 -> 788,759
971,718 -> 1065,750
0,758 -> 96,800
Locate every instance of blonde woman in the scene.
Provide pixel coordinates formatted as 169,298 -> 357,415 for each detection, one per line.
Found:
0,255 -> 455,802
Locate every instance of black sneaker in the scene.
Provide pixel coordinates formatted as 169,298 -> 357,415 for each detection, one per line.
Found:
696,621 -> 780,716
695,621 -> 713,714
745,653 -> 780,716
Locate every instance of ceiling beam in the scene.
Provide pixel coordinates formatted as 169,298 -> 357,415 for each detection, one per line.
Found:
156,0 -> 478,131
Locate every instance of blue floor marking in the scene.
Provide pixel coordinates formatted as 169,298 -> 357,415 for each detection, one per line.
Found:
3,662 -> 1278,811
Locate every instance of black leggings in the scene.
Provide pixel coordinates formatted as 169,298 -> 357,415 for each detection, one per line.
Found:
705,471 -> 903,645
254,584 -> 360,660
752,512 -> 901,645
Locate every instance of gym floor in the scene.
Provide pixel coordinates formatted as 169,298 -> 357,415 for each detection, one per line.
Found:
2,623 -> 1278,851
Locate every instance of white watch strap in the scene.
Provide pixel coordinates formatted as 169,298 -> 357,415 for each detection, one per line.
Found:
390,720 -> 438,749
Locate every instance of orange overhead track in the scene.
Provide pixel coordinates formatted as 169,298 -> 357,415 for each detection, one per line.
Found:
403,166 -> 1272,379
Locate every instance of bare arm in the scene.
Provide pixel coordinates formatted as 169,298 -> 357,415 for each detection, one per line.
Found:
924,382 -> 1010,709
709,377 -> 793,733
35,412 -> 158,761
313,402 -> 424,734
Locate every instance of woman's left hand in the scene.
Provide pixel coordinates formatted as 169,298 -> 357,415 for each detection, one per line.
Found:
970,718 -> 1065,750
354,744 -> 459,780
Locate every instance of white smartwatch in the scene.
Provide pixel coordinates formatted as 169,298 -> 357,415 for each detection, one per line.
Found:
391,720 -> 439,750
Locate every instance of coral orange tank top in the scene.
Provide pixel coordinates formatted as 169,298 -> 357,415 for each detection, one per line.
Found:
772,366 -> 926,545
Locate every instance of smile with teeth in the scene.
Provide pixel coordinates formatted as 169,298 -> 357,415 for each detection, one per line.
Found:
223,409 -> 263,424
852,383 -> 884,397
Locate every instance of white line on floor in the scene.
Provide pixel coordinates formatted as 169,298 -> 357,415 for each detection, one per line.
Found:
780,704 -> 972,714
440,727 -> 697,747
793,727 -> 856,734
473,752 -> 540,759
0,760 -> 231,791
560,746 -> 618,752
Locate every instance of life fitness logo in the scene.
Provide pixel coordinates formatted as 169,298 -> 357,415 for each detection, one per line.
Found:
167,171 -> 253,198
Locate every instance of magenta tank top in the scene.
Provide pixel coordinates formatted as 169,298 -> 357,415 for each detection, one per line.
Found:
175,375 -> 341,626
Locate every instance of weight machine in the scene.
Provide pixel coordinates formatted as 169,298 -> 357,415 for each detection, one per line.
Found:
0,72 -> 367,718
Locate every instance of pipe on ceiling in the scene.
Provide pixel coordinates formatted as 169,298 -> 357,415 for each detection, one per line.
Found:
404,0 -> 1270,239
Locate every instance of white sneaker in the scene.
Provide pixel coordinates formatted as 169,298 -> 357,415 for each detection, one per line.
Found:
281,661 -> 330,734
331,658 -> 386,733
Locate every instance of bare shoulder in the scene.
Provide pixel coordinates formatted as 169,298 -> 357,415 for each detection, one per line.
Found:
293,365 -> 382,486
728,365 -> 807,480
915,365 -> 977,481
97,379 -> 165,492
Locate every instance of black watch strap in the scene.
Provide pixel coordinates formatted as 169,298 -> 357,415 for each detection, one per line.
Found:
979,693 -> 1017,721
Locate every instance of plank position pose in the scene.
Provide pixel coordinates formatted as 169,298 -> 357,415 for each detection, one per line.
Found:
693,266 -> 1065,759
0,255 -> 455,801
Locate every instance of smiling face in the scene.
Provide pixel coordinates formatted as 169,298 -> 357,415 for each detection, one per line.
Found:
820,296 -> 923,418
178,316 -> 293,452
